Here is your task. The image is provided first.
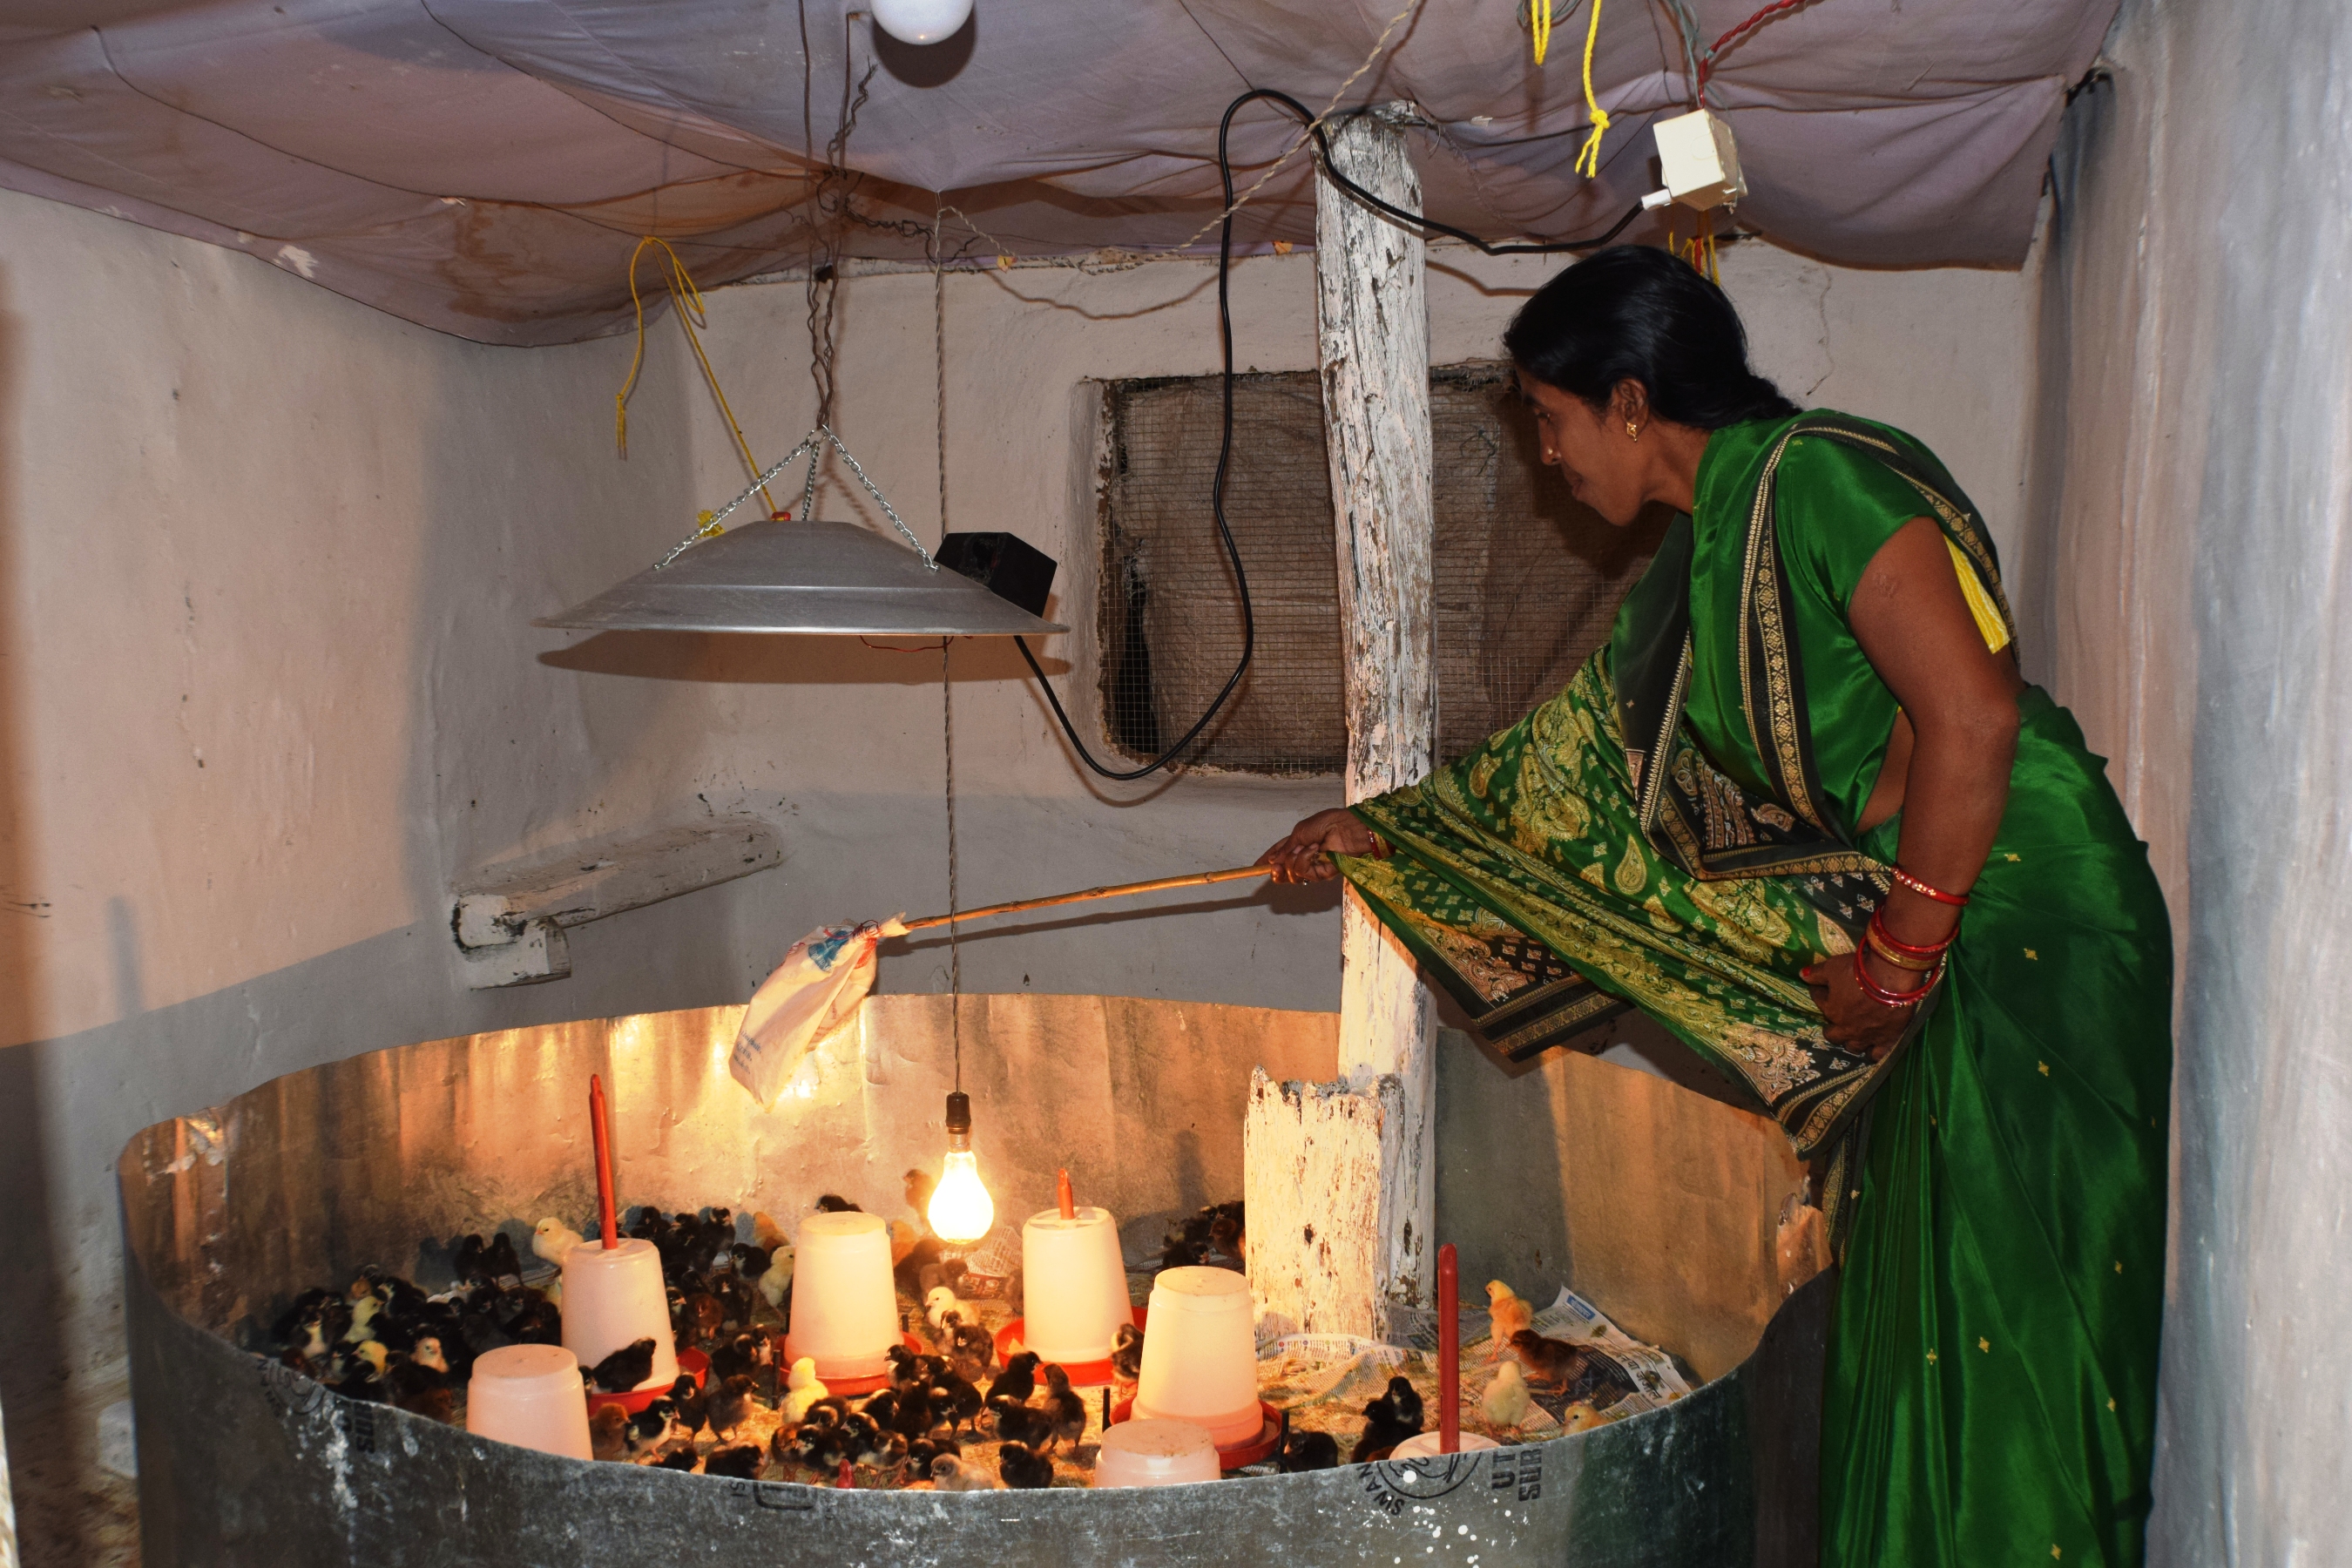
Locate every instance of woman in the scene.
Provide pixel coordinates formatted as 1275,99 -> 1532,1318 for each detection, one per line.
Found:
1260,247 -> 2168,1567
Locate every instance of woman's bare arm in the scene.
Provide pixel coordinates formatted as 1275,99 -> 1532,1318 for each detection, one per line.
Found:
1804,517 -> 2023,1057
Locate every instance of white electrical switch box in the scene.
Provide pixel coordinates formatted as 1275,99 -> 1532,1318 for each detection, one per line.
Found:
1647,108 -> 1747,211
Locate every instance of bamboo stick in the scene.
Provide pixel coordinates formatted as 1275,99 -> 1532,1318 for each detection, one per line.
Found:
900,865 -> 1270,932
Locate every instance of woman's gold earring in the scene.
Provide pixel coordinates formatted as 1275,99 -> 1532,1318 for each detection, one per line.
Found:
1626,421 -> 1641,440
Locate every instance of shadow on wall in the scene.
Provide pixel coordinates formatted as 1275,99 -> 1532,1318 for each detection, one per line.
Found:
0,266 -> 102,1567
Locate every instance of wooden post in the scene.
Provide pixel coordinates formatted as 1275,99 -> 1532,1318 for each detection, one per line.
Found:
1316,105 -> 1438,1332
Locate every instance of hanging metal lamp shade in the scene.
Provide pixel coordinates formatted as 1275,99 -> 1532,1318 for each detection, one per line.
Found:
534,517 -> 1065,637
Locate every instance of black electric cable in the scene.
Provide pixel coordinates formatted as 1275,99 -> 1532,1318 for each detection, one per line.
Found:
1016,89 -> 1646,781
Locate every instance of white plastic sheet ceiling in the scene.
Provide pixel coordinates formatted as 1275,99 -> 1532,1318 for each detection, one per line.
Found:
0,0 -> 2114,346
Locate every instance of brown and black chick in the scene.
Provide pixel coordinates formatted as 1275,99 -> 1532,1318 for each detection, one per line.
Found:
1281,1429 -> 1341,1471
1110,1323 -> 1145,1382
997,1440 -> 1055,1490
947,1321 -> 995,1384
985,1400 -> 1056,1451
1039,1365 -> 1088,1449
1350,1375 -> 1425,1463
1502,1328 -> 1586,1395
589,1336 -> 659,1394
988,1350 -> 1040,1407
589,1402 -> 630,1462
703,1443 -> 766,1480
707,1372 -> 766,1439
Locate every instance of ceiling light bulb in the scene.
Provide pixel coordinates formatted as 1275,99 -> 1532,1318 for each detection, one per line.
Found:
926,1092 -> 995,1244
872,0 -> 972,45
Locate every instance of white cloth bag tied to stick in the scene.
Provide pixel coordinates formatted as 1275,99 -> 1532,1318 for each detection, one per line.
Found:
730,917 -> 909,1106
728,866 -> 1269,1105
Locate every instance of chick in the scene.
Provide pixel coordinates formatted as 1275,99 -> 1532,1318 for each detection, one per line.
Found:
894,1234 -> 946,1297
904,1167 -> 937,1218
753,1210 -> 789,1253
589,1402 -> 630,1462
707,1331 -> 768,1385
656,1448 -> 700,1471
929,1368 -> 984,1431
531,1219 -> 586,1270
1110,1323 -> 1145,1382
1485,1281 -> 1535,1356
947,1321 -> 996,1384
729,1241 -> 774,1283
1501,1329 -> 1585,1395
341,1294 -> 384,1345
924,1285 -> 976,1334
1481,1361 -> 1533,1434
675,1291 -> 725,1347
1369,1374 -> 1423,1432
626,1397 -> 688,1457
853,1425 -> 909,1469
929,1453 -> 1001,1491
1351,1376 -> 1424,1463
814,1193 -> 862,1213
708,1373 -> 766,1438
589,1336 -> 659,1394
1561,1400 -> 1605,1434
1207,1212 -> 1245,1265
1039,1365 -> 1088,1449
385,1348 -> 452,1418
1281,1429 -> 1340,1471
778,1357 -> 831,1424
703,1443 -> 767,1480
985,1401 -> 1056,1451
905,1434 -> 962,1480
482,1232 -> 524,1286
997,1440 -> 1055,1490
667,1372 -> 709,1435
758,1244 -> 794,1310
988,1350 -> 1040,1406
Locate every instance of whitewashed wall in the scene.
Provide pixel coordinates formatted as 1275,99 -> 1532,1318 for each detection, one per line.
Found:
0,181 -> 2036,1561
2030,0 -> 2352,1561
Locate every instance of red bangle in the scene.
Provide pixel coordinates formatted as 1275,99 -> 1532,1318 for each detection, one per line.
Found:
1868,908 -> 1954,959
1853,943 -> 1939,1007
1865,923 -> 1942,972
1890,866 -> 1970,907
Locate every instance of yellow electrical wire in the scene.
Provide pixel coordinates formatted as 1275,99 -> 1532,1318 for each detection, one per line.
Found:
612,236 -> 781,518
1572,0 -> 1610,178
1531,0 -> 1551,65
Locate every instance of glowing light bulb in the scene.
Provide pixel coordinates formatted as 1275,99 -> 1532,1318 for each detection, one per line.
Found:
871,0 -> 971,46
926,1091 -> 995,1243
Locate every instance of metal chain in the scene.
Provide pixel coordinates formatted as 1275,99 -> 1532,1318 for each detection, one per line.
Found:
650,425 -> 936,571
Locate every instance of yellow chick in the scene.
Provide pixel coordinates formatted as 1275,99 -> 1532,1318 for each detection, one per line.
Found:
531,1218 -> 585,1268
1485,1281 -> 1534,1356
1561,1400 -> 1604,1434
778,1356 -> 830,1424
758,1241 -> 794,1309
1482,1360 -> 1533,1434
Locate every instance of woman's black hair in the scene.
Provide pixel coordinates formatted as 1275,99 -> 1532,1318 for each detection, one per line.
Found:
1503,246 -> 1801,429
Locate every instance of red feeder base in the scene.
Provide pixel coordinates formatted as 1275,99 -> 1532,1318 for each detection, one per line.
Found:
585,1345 -> 710,1418
1109,1396 -> 1283,1471
809,1333 -> 930,1397
992,1306 -> 1148,1389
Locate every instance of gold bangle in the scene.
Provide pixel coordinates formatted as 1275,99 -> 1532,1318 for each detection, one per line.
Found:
1865,924 -> 1942,972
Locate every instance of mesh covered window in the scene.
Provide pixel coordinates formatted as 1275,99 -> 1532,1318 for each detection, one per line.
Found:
1098,363 -> 1667,774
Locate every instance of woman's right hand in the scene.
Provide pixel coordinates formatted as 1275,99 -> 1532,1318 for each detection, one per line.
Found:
1258,808 -> 1386,884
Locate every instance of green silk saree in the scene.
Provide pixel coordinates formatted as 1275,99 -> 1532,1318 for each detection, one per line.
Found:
1342,413 -> 2170,1566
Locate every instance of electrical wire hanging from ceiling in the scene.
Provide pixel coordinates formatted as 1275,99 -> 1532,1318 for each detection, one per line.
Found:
1007,88 -> 1651,781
